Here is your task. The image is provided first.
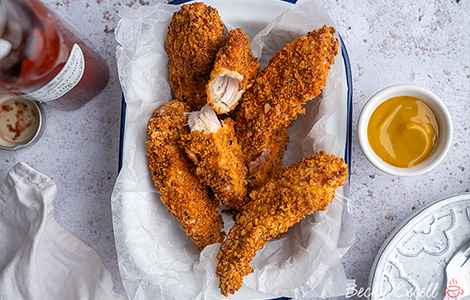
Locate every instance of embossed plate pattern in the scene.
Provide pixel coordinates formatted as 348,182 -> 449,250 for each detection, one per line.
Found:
369,193 -> 470,300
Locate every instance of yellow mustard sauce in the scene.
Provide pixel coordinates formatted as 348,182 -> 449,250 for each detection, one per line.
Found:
367,96 -> 439,168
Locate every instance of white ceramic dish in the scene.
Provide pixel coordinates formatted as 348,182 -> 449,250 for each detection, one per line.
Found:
114,0 -> 353,299
368,193 -> 470,300
357,84 -> 452,177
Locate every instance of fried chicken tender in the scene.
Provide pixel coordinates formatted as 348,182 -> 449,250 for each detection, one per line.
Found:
145,100 -> 224,251
234,25 -> 339,189
216,151 -> 348,296
207,28 -> 260,114
182,104 -> 248,210
166,3 -> 225,111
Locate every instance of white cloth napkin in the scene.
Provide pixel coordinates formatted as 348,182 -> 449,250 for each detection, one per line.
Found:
0,162 -> 126,300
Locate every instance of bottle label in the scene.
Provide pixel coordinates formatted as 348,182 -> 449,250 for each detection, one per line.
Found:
0,38 -> 12,60
25,44 -> 85,102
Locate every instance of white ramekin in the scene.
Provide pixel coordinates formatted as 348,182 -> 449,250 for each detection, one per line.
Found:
357,84 -> 453,177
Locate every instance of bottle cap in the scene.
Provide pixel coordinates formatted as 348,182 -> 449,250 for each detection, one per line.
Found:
0,93 -> 44,150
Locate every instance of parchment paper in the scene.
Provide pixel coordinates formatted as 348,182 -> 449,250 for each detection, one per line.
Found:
112,0 -> 355,299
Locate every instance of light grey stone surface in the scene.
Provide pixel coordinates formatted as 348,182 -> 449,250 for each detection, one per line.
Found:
0,0 -> 468,298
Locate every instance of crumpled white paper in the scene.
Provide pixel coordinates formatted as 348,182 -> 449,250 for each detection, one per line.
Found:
0,162 -> 126,300
112,0 -> 355,299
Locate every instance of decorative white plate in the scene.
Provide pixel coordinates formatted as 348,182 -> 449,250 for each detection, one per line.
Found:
369,193 -> 470,300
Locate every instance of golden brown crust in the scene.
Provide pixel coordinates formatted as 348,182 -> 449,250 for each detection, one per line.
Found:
216,151 -> 348,296
234,25 -> 338,133
216,28 -> 259,90
145,100 -> 224,251
246,127 -> 289,189
233,26 -> 339,189
207,28 -> 260,113
166,3 -> 225,111
182,118 -> 248,210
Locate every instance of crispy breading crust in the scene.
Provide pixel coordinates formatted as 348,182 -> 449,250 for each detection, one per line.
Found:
207,28 -> 260,113
246,126 -> 289,189
182,118 -> 248,210
233,25 -> 339,189
234,25 -> 339,134
145,100 -> 224,251
216,151 -> 348,296
166,3 -> 225,111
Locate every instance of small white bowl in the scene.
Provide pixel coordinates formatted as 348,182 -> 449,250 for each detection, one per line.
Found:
357,84 -> 453,177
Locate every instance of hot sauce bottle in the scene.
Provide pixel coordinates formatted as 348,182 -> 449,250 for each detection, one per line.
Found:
0,0 -> 109,110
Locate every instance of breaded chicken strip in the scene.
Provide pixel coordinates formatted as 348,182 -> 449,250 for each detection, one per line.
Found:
234,25 -> 339,189
207,28 -> 260,114
146,100 -> 224,251
182,104 -> 248,210
166,3 -> 225,111
216,151 -> 348,296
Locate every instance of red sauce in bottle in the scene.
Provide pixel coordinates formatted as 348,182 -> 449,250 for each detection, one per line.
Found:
0,0 -> 109,110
